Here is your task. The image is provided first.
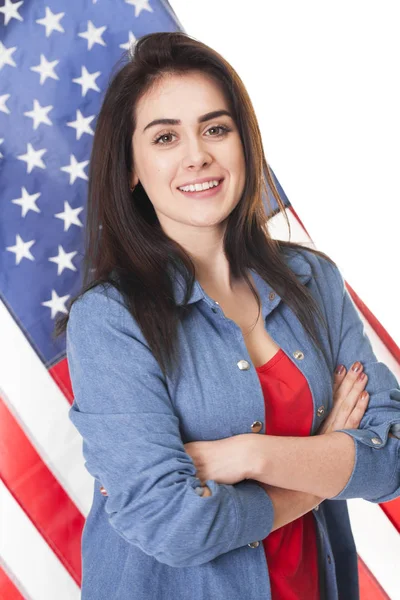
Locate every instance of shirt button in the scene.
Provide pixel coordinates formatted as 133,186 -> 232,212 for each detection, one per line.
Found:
99,486 -> 108,496
251,420 -> 263,433
293,350 -> 304,360
371,437 -> 382,445
314,504 -> 319,511
268,292 -> 276,301
194,486 -> 205,496
248,541 -> 260,548
317,406 -> 325,417
237,359 -> 251,371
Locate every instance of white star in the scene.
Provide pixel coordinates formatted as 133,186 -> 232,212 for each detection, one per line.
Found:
6,234 -> 35,265
0,139 -> 3,159
48,245 -> 78,275
124,0 -> 153,18
36,6 -> 65,37
72,65 -> 101,97
0,41 -> 17,70
55,201 -> 84,231
17,143 -> 47,173
78,20 -> 107,50
30,54 -> 59,85
0,93 -> 11,114
23,99 -> 53,130
120,31 -> 137,51
11,187 -> 41,217
42,290 -> 70,319
60,154 -> 89,184
0,0 -> 23,26
66,109 -> 95,140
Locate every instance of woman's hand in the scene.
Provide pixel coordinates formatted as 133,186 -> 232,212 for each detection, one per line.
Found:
184,434 -> 254,485
317,362 -> 369,435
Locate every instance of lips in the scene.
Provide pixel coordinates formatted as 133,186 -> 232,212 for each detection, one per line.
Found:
177,178 -> 225,199
177,178 -> 224,191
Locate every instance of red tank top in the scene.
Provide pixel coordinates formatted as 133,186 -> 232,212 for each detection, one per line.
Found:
255,348 -> 319,600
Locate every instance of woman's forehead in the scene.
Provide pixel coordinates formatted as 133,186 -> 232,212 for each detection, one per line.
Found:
135,73 -> 229,127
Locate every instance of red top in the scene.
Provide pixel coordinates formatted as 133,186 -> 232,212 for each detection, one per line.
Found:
255,348 -> 319,600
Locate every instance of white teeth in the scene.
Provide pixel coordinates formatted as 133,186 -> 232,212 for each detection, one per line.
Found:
179,179 -> 221,192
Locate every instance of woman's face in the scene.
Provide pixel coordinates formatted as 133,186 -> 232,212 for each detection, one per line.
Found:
130,71 -> 246,237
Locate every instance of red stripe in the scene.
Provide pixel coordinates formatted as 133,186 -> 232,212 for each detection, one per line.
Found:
0,396 -> 83,587
0,565 -> 26,600
50,357 -> 73,405
358,556 -> 390,600
379,498 -> 400,535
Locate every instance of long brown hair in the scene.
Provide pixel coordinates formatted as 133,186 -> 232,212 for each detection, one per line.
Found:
54,31 -> 335,380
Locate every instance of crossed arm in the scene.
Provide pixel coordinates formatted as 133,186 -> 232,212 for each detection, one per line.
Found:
187,364 -> 364,528
201,481 -> 322,533
188,348 -> 400,531
250,432 -> 354,531
194,426 -> 399,532
195,431 -> 354,531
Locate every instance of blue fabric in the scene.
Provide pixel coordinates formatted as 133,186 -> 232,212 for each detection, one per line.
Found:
67,246 -> 400,600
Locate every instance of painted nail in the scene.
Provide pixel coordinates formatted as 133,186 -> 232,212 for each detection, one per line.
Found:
335,365 -> 345,375
351,362 -> 362,372
357,372 -> 366,381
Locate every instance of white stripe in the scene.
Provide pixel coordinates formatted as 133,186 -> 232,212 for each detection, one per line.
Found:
269,208 -> 315,247
0,298 -> 93,516
348,499 -> 400,600
0,481 -> 80,600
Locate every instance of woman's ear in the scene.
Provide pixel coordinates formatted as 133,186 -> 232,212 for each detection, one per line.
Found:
129,172 -> 139,191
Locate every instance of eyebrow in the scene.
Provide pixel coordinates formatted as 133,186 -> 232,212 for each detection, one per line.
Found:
142,110 -> 233,134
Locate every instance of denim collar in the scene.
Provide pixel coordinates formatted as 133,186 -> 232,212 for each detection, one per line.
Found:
171,249 -> 313,309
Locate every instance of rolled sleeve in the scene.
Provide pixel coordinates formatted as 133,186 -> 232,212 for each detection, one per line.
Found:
330,431 -> 400,502
67,288 -> 274,567
323,261 -> 400,502
225,479 -> 275,550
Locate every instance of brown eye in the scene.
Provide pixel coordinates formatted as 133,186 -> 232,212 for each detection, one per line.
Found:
206,125 -> 231,138
152,132 -> 175,145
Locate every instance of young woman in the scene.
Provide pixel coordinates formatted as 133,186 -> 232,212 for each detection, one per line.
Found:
55,32 -> 400,600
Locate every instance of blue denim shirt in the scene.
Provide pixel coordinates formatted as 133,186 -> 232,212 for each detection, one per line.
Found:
67,247 -> 400,600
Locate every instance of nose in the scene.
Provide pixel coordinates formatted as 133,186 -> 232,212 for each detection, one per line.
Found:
181,136 -> 212,170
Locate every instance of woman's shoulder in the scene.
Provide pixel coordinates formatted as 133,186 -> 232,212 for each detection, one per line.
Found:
67,281 -> 140,339
281,245 -> 346,320
74,280 -> 124,305
282,243 -> 342,286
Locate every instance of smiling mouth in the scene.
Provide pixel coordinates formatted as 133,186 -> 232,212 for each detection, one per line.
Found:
177,179 -> 224,198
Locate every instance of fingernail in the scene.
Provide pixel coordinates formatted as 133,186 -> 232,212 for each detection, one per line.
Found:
351,362 -> 362,372
360,391 -> 369,400
335,365 -> 345,375
357,372 -> 366,381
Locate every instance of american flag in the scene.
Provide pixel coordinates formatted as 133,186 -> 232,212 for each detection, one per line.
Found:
0,0 -> 398,598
